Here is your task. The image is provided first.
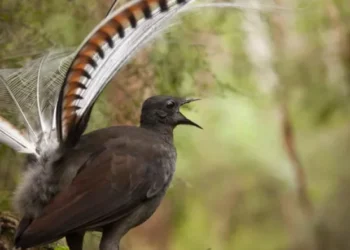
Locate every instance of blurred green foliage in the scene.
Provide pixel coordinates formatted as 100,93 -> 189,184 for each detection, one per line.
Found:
1,0 -> 350,250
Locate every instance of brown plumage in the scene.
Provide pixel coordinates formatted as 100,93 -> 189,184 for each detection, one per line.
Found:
15,95 -> 201,250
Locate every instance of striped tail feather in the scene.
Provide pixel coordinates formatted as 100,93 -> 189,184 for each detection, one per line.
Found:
56,0 -> 278,145
0,0 -> 284,152
56,0 -> 194,145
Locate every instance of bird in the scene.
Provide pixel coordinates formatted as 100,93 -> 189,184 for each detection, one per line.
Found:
14,95 -> 201,250
0,0 -> 240,249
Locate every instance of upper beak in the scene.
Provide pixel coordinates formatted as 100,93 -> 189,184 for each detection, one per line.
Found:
181,98 -> 201,105
177,98 -> 202,129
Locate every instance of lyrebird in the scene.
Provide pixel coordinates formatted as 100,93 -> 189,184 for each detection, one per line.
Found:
0,0 -> 244,249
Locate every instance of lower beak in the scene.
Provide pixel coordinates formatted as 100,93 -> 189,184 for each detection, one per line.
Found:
177,98 -> 202,129
177,113 -> 203,129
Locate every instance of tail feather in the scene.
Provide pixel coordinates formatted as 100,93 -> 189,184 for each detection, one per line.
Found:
0,74 -> 37,139
56,0 -> 196,145
0,115 -> 37,154
0,50 -> 73,154
56,0 -> 273,145
0,0 -> 277,151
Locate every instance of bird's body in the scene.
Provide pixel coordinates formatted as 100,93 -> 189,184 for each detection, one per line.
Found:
0,0 -> 237,248
16,126 -> 176,249
14,96 -> 201,250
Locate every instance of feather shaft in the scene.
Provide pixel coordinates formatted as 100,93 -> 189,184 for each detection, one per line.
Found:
36,52 -> 50,137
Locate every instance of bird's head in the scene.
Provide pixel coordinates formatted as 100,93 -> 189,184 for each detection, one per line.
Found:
140,95 -> 202,130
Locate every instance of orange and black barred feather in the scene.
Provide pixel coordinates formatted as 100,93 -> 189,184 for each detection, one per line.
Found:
56,0 -> 192,145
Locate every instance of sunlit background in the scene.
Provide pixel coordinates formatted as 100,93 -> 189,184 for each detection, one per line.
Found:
1,0 -> 350,249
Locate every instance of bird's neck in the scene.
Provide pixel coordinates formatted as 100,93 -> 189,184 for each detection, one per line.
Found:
140,123 -> 174,145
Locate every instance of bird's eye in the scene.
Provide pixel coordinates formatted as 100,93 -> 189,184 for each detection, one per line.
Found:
166,100 -> 175,109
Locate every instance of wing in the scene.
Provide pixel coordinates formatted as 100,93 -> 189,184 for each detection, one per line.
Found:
15,139 -> 167,248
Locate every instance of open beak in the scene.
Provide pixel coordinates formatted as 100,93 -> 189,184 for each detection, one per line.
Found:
176,98 -> 202,129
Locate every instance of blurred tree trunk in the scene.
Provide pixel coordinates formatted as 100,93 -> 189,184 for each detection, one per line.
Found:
240,1 -> 316,249
314,1 -> 350,250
